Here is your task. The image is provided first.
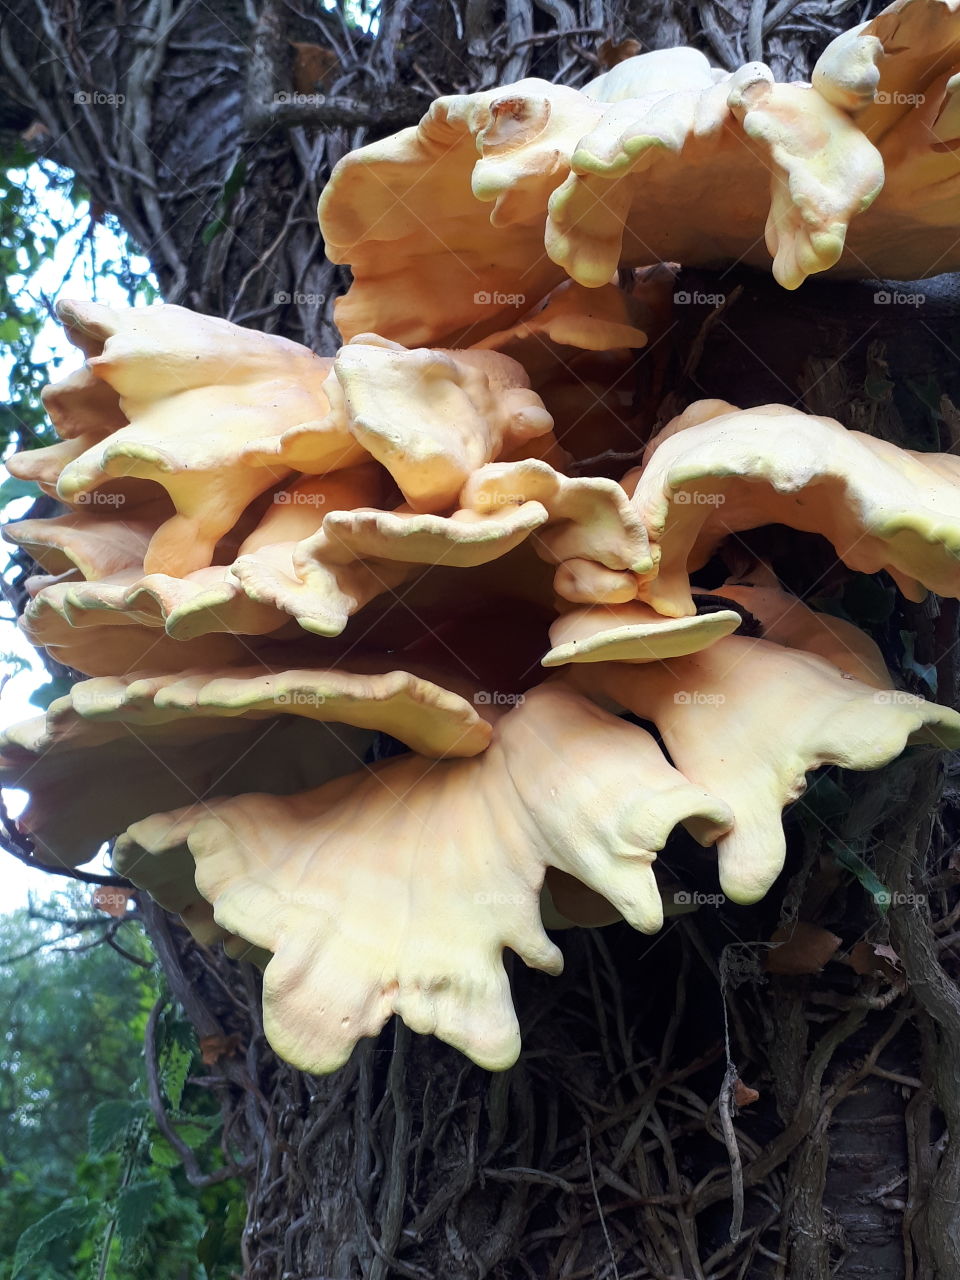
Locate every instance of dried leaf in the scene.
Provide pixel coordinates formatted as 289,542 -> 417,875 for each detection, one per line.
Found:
20,120 -> 51,144
597,36 -> 643,68
846,940 -> 903,980
734,1079 -> 759,1107
199,1032 -> 242,1065
290,42 -> 339,94
764,922 -> 841,975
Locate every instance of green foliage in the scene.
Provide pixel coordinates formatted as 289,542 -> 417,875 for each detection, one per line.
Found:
11,1197 -> 92,1279
0,146 -> 58,462
159,1035 -> 193,1112
200,157 -> 246,245
87,1101 -> 149,1157
0,476 -> 40,506
831,840 -> 891,911
114,1179 -> 163,1247
0,888 -> 244,1279
28,676 -> 75,710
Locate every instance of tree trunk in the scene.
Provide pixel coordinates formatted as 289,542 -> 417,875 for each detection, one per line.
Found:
4,2 -> 960,1277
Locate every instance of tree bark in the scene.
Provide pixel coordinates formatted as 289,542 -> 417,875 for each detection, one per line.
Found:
4,2 -> 960,1277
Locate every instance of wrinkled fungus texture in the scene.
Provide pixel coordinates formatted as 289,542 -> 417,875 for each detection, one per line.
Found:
4,0 -> 960,1071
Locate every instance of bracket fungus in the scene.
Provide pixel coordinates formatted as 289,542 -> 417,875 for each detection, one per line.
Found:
4,0 -> 960,1073
812,0 -> 960,277
628,400 -> 960,617
569,638 -> 960,905
46,300 -> 342,576
106,682 -> 732,1072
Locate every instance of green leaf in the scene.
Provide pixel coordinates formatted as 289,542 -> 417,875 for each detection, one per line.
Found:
114,1179 -> 162,1242
222,158 -> 247,204
170,1121 -> 213,1148
831,841 -> 891,912
29,677 -> 74,709
148,1137 -> 183,1169
196,1216 -> 226,1270
200,218 -> 226,246
13,1198 -> 90,1277
799,772 -> 848,823
88,1099 -> 146,1155
200,157 -> 246,246
0,475 -> 41,505
160,1040 -> 193,1111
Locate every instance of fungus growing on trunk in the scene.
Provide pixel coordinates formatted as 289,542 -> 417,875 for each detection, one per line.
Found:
111,682 -> 733,1072
629,400 -> 960,617
3,0 -> 960,1072
569,640 -> 960,904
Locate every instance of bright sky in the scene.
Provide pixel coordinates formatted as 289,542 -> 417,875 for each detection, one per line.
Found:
1,164 -> 155,906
